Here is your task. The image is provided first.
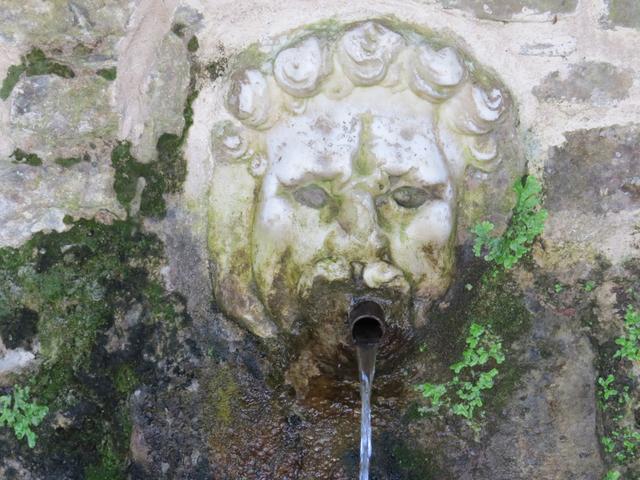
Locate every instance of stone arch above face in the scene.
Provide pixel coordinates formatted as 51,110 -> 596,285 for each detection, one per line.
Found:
208,20 -> 520,338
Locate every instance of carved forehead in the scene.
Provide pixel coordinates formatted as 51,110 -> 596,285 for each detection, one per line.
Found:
266,92 -> 448,186
266,107 -> 359,186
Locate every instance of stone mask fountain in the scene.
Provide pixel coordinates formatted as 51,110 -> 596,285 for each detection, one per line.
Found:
204,19 -> 520,476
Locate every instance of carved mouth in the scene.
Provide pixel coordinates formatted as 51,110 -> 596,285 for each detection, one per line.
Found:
296,257 -> 411,299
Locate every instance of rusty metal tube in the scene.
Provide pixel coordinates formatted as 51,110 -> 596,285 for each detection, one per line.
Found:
349,300 -> 385,345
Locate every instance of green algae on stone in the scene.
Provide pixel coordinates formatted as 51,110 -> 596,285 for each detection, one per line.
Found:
96,67 -> 117,81
171,22 -> 187,37
0,64 -> 26,100
202,364 -> 239,427
0,48 -> 74,100
206,57 -> 228,80
23,48 -> 75,78
111,141 -> 166,218
187,35 -> 199,52
155,88 -> 199,194
54,153 -> 88,167
0,218 -> 188,478
10,148 -> 43,166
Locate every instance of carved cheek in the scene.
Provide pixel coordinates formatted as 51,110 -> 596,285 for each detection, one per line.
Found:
390,202 -> 453,277
256,195 -> 295,244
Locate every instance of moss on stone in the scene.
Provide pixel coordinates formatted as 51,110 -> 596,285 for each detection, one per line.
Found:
1,47 -> 74,101
113,364 -> 139,396
10,148 -> 43,166
0,217 -> 187,477
171,22 -> 187,37
54,154 -> 87,168
206,58 -> 228,80
111,141 -> 166,217
155,88 -> 199,194
422,263 -> 532,419
96,67 -> 117,81
23,48 -> 75,79
202,365 -> 239,426
187,35 -> 199,52
0,64 -> 26,100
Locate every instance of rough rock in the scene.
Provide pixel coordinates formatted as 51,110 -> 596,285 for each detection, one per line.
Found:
8,74 -> 118,155
602,0 -> 640,30
436,0 -> 578,21
533,62 -> 634,105
0,161 -> 125,247
542,125 -> 640,266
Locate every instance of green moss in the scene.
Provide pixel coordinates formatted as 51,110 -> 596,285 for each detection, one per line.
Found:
1,48 -> 74,101
96,67 -> 117,81
206,58 -> 228,80
113,364 -> 139,396
24,48 -> 75,79
155,88 -> 199,194
0,218 -> 186,476
203,365 -> 239,426
54,154 -> 87,167
171,22 -> 187,37
419,267 -> 531,423
10,148 -> 43,166
84,436 -> 125,480
390,442 -> 443,479
187,35 -> 199,52
0,64 -> 26,100
111,141 -> 166,217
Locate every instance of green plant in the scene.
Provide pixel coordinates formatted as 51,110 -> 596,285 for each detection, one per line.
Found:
416,323 -> 505,429
473,176 -> 547,270
602,436 -> 615,453
584,280 -> 597,292
614,305 -> 640,362
554,283 -> 564,293
598,375 -> 619,402
603,470 -> 621,480
0,386 -> 48,448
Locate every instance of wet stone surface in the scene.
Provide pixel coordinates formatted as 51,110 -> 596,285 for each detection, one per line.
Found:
533,62 -> 634,105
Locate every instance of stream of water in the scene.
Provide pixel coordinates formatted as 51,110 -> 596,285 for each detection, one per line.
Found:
357,343 -> 377,480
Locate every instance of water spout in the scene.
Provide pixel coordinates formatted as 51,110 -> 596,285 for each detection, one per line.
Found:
349,301 -> 385,480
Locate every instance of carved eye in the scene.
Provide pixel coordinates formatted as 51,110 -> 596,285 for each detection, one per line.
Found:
391,186 -> 432,208
293,184 -> 331,209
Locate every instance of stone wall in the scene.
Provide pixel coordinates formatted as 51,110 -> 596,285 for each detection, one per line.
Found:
0,1 -> 638,479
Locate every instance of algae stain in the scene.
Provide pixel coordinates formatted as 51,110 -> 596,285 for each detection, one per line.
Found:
1,48 -> 75,100
0,217 -> 185,477
0,64 -> 26,100
187,35 -> 200,53
203,365 -> 239,426
10,148 -> 43,166
96,67 -> 117,81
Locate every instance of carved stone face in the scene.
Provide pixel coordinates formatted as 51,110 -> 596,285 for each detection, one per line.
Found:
208,21 -> 510,338
253,92 -> 456,328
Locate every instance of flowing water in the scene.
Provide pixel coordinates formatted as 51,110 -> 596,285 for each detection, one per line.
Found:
357,343 -> 378,480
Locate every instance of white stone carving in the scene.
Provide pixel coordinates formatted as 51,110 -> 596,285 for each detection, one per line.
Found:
337,21 -> 405,86
409,44 -> 466,102
226,69 -> 272,128
274,36 -> 332,97
211,20 -> 511,337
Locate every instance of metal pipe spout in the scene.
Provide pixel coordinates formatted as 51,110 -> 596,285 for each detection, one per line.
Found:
349,301 -> 385,346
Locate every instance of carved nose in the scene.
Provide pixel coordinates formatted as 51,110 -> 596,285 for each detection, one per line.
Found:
337,191 -> 387,252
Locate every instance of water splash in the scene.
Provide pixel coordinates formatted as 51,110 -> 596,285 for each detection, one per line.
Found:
357,343 -> 377,480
